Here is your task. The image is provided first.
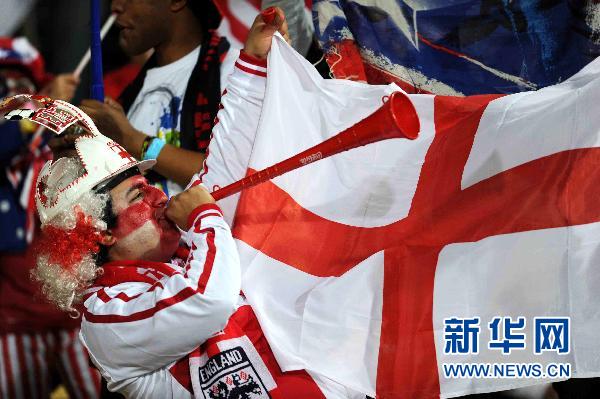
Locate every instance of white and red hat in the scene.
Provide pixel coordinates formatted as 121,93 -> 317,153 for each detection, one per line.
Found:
0,37 -> 49,88
1,94 -> 154,225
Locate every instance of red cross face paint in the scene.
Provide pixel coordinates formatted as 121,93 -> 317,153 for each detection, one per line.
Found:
109,175 -> 180,262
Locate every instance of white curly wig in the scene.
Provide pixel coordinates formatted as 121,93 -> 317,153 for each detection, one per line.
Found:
32,158 -> 110,313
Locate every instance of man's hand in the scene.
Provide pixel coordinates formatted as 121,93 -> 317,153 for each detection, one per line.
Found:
165,185 -> 216,230
79,97 -> 145,154
48,129 -> 83,159
39,73 -> 80,102
243,6 -> 290,60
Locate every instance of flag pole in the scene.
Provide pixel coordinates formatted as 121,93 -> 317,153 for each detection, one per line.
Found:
89,0 -> 105,101
74,13 -> 115,79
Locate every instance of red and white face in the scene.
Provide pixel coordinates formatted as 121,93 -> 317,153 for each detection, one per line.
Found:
107,175 -> 180,262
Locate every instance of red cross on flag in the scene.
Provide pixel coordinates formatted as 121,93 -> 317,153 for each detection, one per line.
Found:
204,35 -> 600,398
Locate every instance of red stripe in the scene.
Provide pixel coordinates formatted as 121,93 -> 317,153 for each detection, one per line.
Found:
95,260 -> 177,287
197,229 -> 217,294
1,336 -> 16,399
85,228 -> 218,323
218,0 -> 252,43
103,260 -> 178,276
73,338 -> 101,397
65,331 -> 86,399
114,292 -> 142,302
30,335 -> 42,399
84,287 -> 198,323
15,335 -> 31,399
198,133 -> 215,183
235,62 -> 267,77
239,51 -> 267,68
198,89 -> 228,185
148,281 -> 164,291
198,212 -> 222,220
43,334 -> 53,398
94,272 -> 156,288
193,214 -> 222,233
91,362 -> 101,395
37,334 -> 49,399
187,203 -> 223,231
82,289 -> 100,302
96,289 -> 112,303
96,283 -> 163,303
417,33 -> 468,59
74,330 -> 100,399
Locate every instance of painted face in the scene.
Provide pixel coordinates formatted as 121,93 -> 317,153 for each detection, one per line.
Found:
108,175 -> 180,262
111,0 -> 170,56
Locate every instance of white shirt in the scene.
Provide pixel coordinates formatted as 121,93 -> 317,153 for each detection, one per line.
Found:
127,45 -> 237,195
81,204 -> 242,399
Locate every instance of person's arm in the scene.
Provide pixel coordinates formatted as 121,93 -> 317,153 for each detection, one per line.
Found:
80,187 -> 241,382
79,98 -> 204,187
261,0 -> 313,56
39,73 -> 80,102
186,52 -> 268,223
188,7 -> 288,223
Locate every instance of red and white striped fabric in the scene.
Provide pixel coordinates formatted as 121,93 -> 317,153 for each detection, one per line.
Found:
215,0 -> 261,49
199,34 -> 600,398
215,0 -> 312,49
0,330 -> 101,399
234,51 -> 267,77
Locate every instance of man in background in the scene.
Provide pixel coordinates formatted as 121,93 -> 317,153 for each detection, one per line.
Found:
78,0 -> 238,195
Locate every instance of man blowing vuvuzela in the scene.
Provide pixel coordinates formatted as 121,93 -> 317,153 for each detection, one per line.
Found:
4,8 -> 364,399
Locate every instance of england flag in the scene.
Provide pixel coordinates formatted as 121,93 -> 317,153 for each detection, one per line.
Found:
203,34 -> 600,398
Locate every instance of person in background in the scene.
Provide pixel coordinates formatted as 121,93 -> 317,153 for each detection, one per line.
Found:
76,0 -> 240,195
0,37 -> 101,399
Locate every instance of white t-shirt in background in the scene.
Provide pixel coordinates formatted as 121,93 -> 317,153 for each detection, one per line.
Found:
127,45 -> 237,195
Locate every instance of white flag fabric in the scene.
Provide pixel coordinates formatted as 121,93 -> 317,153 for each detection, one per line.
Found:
206,34 -> 600,398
